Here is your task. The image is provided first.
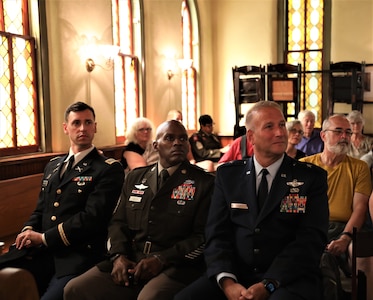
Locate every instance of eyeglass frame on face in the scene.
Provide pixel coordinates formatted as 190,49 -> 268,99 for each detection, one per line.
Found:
289,128 -> 304,135
137,127 -> 152,132
323,128 -> 353,137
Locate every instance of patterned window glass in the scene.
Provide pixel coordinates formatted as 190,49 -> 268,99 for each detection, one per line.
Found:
287,0 -> 323,127
0,0 -> 39,156
181,0 -> 197,130
112,0 -> 140,144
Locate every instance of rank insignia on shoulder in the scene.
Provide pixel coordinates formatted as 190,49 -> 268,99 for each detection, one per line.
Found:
105,158 -> 118,165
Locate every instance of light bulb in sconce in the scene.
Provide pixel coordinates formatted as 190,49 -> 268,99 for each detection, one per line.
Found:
86,58 -> 95,72
84,45 -> 120,72
177,58 -> 193,70
166,58 -> 193,80
167,70 -> 174,80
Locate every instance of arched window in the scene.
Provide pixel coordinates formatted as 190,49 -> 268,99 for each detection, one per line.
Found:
0,0 -> 39,156
112,0 -> 142,143
181,0 -> 198,130
286,0 -> 324,127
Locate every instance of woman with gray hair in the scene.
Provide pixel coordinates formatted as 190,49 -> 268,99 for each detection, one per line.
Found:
121,117 -> 155,174
286,119 -> 306,159
346,110 -> 373,159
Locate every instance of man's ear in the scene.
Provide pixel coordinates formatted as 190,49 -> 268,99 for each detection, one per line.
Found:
153,140 -> 159,151
320,131 -> 326,142
247,130 -> 254,144
63,122 -> 68,135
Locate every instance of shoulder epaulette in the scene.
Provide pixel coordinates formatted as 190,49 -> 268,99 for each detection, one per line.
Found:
50,156 -> 62,162
218,159 -> 248,169
105,158 -> 119,165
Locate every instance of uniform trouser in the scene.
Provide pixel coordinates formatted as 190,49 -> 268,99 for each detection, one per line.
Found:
63,266 -> 186,300
174,275 -> 307,300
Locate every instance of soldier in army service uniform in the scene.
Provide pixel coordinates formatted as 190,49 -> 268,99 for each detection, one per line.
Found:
189,114 -> 229,163
64,120 -> 215,300
0,102 -> 124,300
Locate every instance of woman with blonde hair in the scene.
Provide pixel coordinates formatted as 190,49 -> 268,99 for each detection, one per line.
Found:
286,119 -> 306,159
347,110 -> 372,159
121,117 -> 155,174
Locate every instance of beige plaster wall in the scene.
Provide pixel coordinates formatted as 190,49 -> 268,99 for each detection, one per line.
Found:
46,0 -> 116,152
44,0 -> 373,153
331,0 -> 373,133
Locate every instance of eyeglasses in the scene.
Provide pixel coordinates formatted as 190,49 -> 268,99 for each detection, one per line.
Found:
289,128 -> 304,135
137,127 -> 152,132
324,129 -> 352,137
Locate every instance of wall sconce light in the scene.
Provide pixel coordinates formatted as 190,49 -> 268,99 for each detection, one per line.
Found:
85,45 -> 120,73
177,58 -> 193,71
86,58 -> 96,72
167,69 -> 174,80
166,58 -> 193,80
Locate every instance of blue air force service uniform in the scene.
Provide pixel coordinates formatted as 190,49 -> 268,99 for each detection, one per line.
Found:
204,155 -> 329,299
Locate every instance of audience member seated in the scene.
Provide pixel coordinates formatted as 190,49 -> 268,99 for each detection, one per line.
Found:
346,110 -> 373,159
175,100 -> 328,300
121,117 -> 155,175
64,120 -> 215,300
0,102 -> 124,300
300,114 -> 372,296
189,114 -> 229,163
296,109 -> 323,155
167,109 -> 215,172
218,134 -> 253,164
286,119 -> 305,159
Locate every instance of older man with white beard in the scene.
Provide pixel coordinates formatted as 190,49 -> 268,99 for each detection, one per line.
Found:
300,114 -> 372,298
301,114 -> 371,253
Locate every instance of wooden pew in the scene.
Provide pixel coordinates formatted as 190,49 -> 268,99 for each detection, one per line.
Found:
0,174 -> 42,251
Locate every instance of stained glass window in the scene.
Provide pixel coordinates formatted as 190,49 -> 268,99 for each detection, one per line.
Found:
112,0 -> 141,144
286,0 -> 324,127
0,0 -> 39,156
181,0 -> 197,130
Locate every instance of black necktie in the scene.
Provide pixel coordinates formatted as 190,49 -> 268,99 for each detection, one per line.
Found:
62,156 -> 75,179
158,169 -> 169,189
257,169 -> 269,210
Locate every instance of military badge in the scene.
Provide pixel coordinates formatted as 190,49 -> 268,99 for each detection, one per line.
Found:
280,194 -> 307,213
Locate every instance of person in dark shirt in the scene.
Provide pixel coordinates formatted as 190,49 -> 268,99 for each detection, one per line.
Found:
189,114 -> 229,163
286,120 -> 306,160
296,110 -> 323,156
121,117 -> 155,175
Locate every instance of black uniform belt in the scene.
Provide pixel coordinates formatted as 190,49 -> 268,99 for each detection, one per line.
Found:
132,240 -> 164,255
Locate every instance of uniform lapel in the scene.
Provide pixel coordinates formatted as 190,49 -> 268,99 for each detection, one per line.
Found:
157,161 -> 189,195
258,156 -> 293,221
60,149 -> 96,185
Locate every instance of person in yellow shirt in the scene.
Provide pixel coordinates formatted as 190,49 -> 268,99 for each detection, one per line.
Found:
300,114 -> 372,297
301,114 -> 371,246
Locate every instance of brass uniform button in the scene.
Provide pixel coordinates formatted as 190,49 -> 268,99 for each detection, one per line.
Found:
51,216 -> 57,221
